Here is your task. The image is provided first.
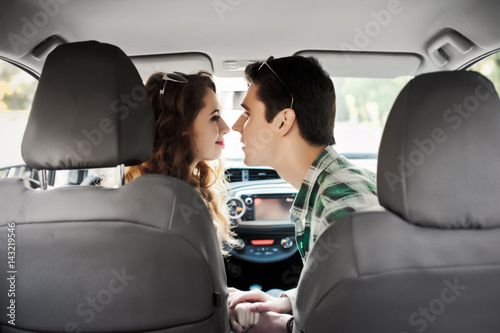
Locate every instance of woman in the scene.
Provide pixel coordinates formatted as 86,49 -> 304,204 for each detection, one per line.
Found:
125,71 -> 237,256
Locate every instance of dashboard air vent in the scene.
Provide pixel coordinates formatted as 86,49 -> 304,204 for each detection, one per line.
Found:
248,169 -> 280,181
226,169 -> 243,182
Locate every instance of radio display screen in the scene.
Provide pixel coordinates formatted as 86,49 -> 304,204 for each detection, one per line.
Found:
254,197 -> 294,220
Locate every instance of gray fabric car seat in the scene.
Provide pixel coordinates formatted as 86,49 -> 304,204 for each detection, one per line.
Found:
294,71 -> 500,332
0,41 -> 229,333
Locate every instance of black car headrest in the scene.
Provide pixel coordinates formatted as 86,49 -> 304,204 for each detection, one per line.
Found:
377,71 -> 500,229
22,41 -> 154,170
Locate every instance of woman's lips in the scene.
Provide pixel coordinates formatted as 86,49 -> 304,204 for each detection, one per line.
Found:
216,141 -> 225,147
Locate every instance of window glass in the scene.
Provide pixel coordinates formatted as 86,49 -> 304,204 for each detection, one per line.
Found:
0,168 -> 8,178
0,61 -> 37,169
467,51 -> 500,91
333,77 -> 410,156
53,170 -> 81,187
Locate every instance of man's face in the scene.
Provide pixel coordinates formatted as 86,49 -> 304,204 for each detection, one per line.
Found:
232,83 -> 279,166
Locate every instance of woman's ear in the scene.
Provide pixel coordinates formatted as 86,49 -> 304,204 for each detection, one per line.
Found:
272,108 -> 296,137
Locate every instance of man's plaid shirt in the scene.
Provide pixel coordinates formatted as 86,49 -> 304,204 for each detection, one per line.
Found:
290,145 -> 378,261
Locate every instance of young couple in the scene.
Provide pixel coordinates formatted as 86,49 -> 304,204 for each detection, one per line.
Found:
127,56 -> 378,332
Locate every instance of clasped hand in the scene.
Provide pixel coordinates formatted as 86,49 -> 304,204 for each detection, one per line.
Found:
228,287 -> 292,333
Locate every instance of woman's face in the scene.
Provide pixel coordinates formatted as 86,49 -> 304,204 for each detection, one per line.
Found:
191,88 -> 230,164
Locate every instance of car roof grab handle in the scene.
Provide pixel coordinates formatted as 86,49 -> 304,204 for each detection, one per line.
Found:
428,30 -> 473,67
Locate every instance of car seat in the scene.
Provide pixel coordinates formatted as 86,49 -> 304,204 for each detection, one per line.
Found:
294,71 -> 500,332
0,41 -> 229,333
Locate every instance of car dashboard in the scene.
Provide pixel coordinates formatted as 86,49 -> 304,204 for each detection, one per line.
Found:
224,167 -> 302,290
228,179 -> 298,262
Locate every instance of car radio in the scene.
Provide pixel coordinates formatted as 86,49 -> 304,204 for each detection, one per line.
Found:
228,193 -> 296,221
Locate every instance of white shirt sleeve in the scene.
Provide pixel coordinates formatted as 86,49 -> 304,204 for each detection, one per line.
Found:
280,287 -> 297,315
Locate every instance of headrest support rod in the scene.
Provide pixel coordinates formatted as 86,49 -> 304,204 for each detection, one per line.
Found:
38,169 -> 48,190
118,164 -> 125,187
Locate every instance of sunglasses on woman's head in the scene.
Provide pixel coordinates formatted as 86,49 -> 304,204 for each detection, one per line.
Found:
159,72 -> 188,95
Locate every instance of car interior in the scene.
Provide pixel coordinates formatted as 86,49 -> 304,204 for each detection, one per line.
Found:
1,0 -> 500,332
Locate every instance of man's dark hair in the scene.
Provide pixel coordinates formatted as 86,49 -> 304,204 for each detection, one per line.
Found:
245,55 -> 336,145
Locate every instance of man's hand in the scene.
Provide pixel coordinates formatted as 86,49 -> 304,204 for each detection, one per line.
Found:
228,287 -> 292,314
229,302 -> 261,332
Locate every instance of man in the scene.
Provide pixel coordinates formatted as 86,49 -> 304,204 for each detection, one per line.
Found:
228,56 -> 378,332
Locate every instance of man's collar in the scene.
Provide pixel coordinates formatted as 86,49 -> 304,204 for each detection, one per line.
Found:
290,145 -> 339,220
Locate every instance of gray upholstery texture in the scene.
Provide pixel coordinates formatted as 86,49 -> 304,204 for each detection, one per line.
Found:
1,41 -> 229,332
21,40 -> 154,170
378,71 -> 500,229
294,71 -> 500,332
0,176 -> 229,332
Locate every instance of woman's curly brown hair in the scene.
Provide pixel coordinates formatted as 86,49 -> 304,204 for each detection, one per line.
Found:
125,71 -> 237,256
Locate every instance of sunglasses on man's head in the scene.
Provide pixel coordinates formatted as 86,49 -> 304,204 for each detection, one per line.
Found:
258,57 -> 294,109
159,71 -> 188,95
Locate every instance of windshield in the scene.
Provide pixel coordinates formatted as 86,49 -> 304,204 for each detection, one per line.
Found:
216,76 -> 411,172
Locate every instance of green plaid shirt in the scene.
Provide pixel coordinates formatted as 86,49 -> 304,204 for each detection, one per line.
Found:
290,145 -> 378,261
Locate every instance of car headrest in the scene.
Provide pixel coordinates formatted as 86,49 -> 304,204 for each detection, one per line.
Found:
22,41 -> 154,170
377,71 -> 500,229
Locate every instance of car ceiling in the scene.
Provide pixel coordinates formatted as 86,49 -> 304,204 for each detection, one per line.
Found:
0,0 -> 499,80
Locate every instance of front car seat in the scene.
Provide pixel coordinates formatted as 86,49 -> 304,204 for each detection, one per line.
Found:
294,71 -> 500,332
0,41 -> 229,333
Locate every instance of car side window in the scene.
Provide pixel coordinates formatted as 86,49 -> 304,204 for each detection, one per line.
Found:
0,60 -> 37,171
467,51 -> 500,91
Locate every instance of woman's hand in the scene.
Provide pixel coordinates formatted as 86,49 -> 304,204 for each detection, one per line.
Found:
229,302 -> 261,332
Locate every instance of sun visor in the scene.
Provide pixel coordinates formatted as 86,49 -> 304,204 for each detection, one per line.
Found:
131,53 -> 213,81
295,51 -> 422,78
